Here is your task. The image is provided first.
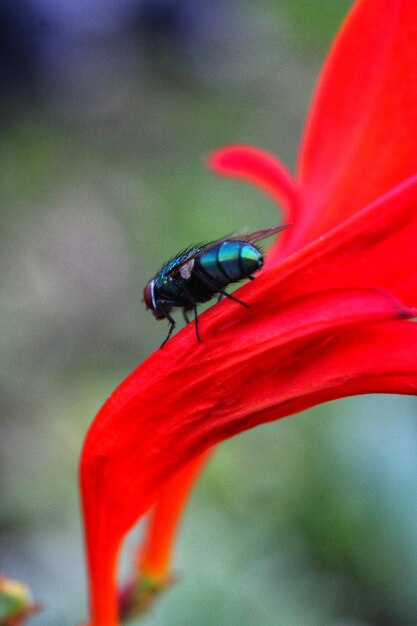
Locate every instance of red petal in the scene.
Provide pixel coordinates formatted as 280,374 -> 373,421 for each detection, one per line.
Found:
80,286 -> 413,625
295,0 -> 417,248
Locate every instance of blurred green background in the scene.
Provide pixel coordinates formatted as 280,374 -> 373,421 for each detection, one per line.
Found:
1,1 -> 416,625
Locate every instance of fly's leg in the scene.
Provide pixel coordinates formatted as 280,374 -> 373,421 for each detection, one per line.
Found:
217,289 -> 249,308
180,281 -> 201,342
159,305 -> 176,349
160,316 -> 176,348
193,270 -> 249,309
183,309 -> 191,324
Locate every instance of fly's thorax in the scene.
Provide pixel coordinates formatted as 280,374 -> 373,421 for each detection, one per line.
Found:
153,272 -> 191,308
196,240 -> 263,285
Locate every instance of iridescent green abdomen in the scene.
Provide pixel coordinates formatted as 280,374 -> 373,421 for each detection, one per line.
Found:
196,240 -> 263,286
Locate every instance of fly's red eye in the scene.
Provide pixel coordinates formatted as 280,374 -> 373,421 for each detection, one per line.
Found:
143,282 -> 154,310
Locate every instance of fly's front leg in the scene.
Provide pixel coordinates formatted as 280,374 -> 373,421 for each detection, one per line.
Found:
158,302 -> 177,349
160,314 -> 176,348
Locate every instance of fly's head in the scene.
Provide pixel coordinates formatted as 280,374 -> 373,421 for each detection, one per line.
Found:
143,279 -> 171,320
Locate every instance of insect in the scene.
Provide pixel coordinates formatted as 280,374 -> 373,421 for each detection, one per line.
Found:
143,224 -> 289,347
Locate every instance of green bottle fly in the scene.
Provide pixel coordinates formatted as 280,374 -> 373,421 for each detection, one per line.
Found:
143,225 -> 289,347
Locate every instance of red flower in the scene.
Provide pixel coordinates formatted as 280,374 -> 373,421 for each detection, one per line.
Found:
80,1 -> 417,624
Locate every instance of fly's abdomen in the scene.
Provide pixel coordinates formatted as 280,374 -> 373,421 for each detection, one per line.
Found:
196,240 -> 263,286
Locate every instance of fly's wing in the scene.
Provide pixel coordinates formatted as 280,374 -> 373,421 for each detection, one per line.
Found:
220,226 -> 249,239
192,224 -> 290,262
234,224 -> 290,245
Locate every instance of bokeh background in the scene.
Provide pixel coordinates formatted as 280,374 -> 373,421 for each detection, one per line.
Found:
1,1 -> 417,625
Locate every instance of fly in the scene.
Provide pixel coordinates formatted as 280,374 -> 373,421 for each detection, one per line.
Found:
143,224 -> 289,347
